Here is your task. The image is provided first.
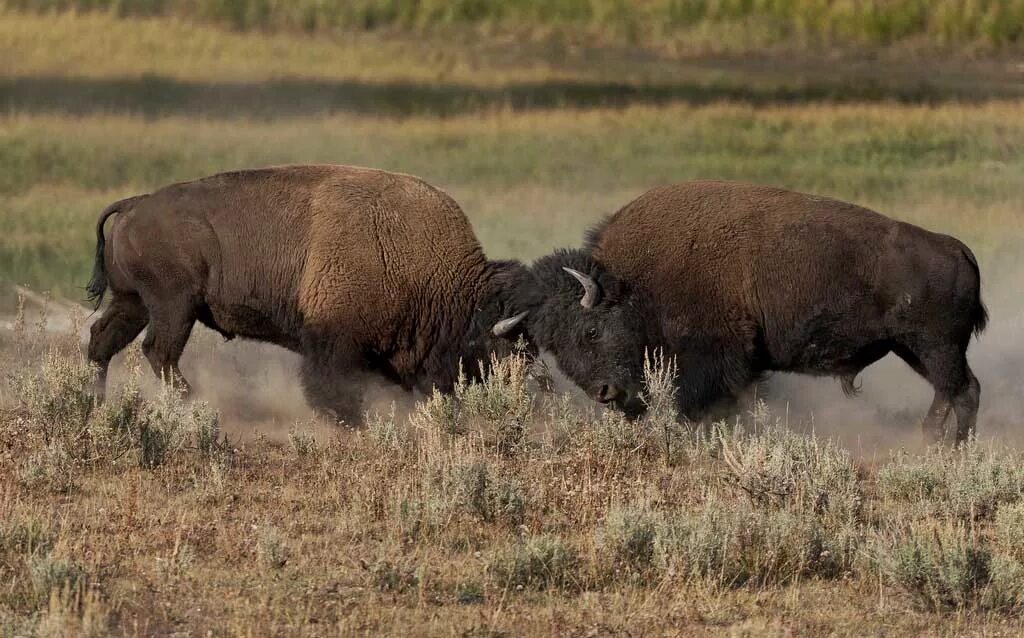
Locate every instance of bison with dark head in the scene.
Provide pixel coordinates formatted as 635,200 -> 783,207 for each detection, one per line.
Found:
523,180 -> 987,444
86,164 -> 531,423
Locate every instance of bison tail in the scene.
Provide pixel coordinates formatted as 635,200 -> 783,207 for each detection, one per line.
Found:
86,196 -> 139,309
972,292 -> 990,338
959,243 -> 989,338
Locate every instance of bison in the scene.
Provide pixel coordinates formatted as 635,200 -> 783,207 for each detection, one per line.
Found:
86,164 -> 531,423
522,180 -> 987,443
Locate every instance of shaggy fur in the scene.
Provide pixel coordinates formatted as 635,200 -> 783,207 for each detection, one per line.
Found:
86,164 -> 531,423
528,180 -> 987,443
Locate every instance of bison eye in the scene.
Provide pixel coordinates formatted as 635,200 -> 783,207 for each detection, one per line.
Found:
585,327 -> 600,342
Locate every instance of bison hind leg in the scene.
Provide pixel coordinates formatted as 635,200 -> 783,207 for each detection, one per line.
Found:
141,297 -> 197,396
893,342 -> 976,444
921,393 -> 954,445
952,366 -> 980,444
88,293 -> 149,401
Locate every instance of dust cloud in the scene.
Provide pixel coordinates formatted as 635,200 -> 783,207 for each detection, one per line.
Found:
174,329 -> 420,442
3,262 -> 1021,454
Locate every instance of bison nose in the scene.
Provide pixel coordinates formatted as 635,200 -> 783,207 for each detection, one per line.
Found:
595,384 -> 621,404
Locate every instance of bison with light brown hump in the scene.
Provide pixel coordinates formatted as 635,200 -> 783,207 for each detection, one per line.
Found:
86,165 -> 532,423
524,181 -> 987,444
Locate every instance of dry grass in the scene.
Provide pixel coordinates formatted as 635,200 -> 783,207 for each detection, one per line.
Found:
3,331 -> 1024,635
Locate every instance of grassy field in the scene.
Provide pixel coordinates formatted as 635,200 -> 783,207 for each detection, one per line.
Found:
3,12 -> 1023,309
2,8 -> 1024,636
6,0 -> 1024,50
5,331 -> 1024,635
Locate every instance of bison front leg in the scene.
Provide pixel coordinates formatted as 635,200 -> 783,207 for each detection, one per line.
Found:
672,340 -> 754,424
299,355 -> 365,426
921,392 -> 953,445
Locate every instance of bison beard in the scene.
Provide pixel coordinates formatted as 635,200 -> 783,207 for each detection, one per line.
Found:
525,180 -> 987,444
85,164 -> 531,424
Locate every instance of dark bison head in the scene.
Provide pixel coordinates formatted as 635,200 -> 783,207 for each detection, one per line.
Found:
521,249 -> 652,416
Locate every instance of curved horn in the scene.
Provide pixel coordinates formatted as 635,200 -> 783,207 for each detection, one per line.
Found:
562,267 -> 600,309
491,311 -> 529,337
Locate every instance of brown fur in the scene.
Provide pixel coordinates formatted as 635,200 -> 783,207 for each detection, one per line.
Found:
528,180 -> 986,443
87,164 -> 529,423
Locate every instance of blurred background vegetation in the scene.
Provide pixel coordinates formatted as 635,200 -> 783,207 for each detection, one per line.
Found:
1,3 -> 1022,310
5,0 -> 1024,49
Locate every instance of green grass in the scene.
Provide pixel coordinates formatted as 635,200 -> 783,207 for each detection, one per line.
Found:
5,0 -> 1024,49
4,103 -> 1023,308
1,10 -> 1022,310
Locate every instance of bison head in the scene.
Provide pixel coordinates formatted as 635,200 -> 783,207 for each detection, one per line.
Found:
523,249 -> 651,416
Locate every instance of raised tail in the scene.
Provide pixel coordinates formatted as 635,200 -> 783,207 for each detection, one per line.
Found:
86,196 -> 143,309
959,243 -> 989,337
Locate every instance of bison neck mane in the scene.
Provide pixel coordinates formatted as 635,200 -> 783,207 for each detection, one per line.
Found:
413,259 -> 533,394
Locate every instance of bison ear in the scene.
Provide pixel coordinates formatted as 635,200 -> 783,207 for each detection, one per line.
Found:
562,267 -> 601,309
491,311 -> 529,337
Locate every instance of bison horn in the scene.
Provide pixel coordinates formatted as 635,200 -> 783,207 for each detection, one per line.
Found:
491,311 -> 529,337
562,267 -> 600,309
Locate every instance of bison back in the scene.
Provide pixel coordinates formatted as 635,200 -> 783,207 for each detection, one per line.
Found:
106,165 -> 489,365
587,180 -> 979,371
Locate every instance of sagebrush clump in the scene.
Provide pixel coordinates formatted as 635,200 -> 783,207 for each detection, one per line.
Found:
597,506 -> 659,580
718,416 -> 864,522
873,519 -> 992,611
879,445 -> 1024,521
9,340 -> 224,484
657,500 -> 850,587
4,326 -> 1024,633
408,347 -> 537,458
492,535 -> 581,592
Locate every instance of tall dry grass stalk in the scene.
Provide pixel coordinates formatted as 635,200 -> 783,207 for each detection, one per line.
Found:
3,334 -> 1024,633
